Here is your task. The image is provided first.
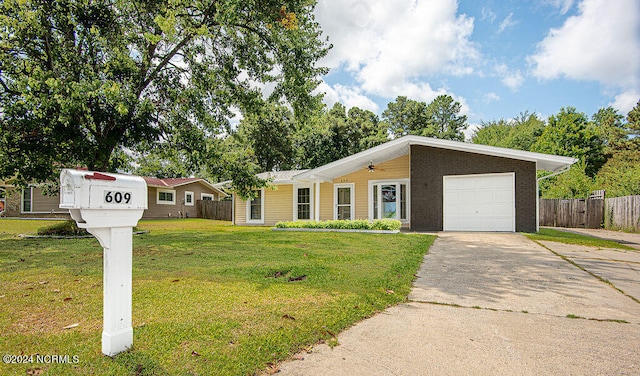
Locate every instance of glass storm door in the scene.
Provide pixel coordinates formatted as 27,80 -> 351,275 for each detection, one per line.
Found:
335,185 -> 353,220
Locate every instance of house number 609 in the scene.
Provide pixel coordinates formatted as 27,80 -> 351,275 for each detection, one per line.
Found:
104,191 -> 132,204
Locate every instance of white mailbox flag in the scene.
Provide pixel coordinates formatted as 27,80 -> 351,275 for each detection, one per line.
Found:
60,169 -> 147,356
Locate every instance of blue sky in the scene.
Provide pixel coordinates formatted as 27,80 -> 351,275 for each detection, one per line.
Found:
313,0 -> 640,136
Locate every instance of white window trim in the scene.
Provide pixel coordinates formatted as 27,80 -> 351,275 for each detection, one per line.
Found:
293,184 -> 314,221
368,179 -> 411,223
157,188 -> 176,205
184,191 -> 194,206
246,188 -> 265,224
334,183 -> 355,220
201,193 -> 214,201
21,187 -> 33,213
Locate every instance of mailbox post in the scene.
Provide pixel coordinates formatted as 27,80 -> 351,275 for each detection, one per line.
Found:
59,169 -> 147,357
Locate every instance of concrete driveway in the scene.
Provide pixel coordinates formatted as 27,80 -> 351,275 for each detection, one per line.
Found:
278,232 -> 640,375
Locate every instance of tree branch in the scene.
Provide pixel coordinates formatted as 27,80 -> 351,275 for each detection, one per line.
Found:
0,77 -> 20,96
137,0 -> 219,97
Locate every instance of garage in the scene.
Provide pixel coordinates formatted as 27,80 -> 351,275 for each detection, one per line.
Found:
443,173 -> 515,232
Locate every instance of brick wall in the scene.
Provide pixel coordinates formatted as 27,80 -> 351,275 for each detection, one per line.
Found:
410,145 -> 537,232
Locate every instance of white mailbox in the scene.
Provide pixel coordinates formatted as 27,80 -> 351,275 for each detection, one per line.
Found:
60,169 -> 147,357
60,169 -> 147,228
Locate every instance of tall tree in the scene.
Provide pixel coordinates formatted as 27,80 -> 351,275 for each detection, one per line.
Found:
625,99 -> 640,151
381,96 -> 428,138
532,107 -> 605,176
0,0 -> 329,191
381,95 -> 467,140
592,106 -> 627,154
234,101 -> 296,172
424,94 -> 468,141
294,103 -> 388,168
347,106 -> 388,150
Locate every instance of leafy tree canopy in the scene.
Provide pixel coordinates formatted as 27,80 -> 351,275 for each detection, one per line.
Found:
595,150 -> 640,197
471,111 -> 544,150
234,101 -> 296,172
381,95 -> 467,140
532,107 -> 605,176
0,0 -> 329,191
294,102 -> 387,169
539,160 -> 595,199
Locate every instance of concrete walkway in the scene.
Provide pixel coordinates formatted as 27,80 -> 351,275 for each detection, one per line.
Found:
278,233 -> 640,375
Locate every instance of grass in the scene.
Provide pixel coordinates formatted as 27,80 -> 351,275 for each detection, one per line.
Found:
0,219 -> 64,240
523,228 -> 635,250
0,219 -> 434,375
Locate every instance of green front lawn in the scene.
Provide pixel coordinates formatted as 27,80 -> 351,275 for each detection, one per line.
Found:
524,228 -> 635,250
0,219 -> 434,375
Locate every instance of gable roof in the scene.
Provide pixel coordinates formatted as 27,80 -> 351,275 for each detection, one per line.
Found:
294,135 -> 577,182
256,170 -> 309,184
142,177 -> 227,197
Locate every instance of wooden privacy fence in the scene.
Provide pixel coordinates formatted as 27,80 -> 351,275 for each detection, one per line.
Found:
604,195 -> 640,232
539,198 -> 604,229
197,200 -> 232,221
540,195 -> 640,231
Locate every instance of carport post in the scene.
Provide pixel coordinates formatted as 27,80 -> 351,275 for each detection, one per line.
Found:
314,179 -> 321,221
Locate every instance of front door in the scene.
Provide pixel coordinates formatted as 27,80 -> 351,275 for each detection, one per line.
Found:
335,184 -> 354,220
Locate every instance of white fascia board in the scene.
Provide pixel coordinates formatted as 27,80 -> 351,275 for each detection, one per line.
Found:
295,135 -> 578,181
404,135 -> 577,171
294,137 -> 408,181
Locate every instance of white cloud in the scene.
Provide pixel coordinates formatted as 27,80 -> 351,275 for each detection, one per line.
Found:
529,0 -> 640,91
495,64 -> 524,91
540,0 -> 576,14
481,7 -> 496,23
497,13 -> 518,33
315,0 -> 479,98
484,92 -> 500,103
609,90 -> 640,115
315,82 -> 380,113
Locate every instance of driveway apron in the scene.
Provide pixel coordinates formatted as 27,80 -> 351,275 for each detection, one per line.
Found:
279,232 -> 640,376
410,232 -> 639,323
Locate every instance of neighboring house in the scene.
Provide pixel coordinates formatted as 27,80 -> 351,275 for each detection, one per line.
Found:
0,176 -> 226,219
142,177 -> 226,218
233,135 -> 576,232
0,182 -> 8,214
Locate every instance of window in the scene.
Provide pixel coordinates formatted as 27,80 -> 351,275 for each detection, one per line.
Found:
369,180 -> 409,222
22,187 -> 32,213
246,189 -> 264,224
296,187 -> 311,220
201,193 -> 214,201
184,191 -> 194,206
157,189 -> 176,205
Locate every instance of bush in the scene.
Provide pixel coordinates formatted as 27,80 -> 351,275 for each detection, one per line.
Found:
275,219 -> 402,231
37,220 -> 90,236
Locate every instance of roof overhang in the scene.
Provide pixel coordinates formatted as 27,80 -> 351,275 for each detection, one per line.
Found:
146,179 -> 228,197
294,135 -> 577,182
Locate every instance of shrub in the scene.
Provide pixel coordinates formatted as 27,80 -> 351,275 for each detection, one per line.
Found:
275,219 -> 401,231
37,220 -> 90,236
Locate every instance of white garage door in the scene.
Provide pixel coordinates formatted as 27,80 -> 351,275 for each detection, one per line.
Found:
443,173 -> 515,232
